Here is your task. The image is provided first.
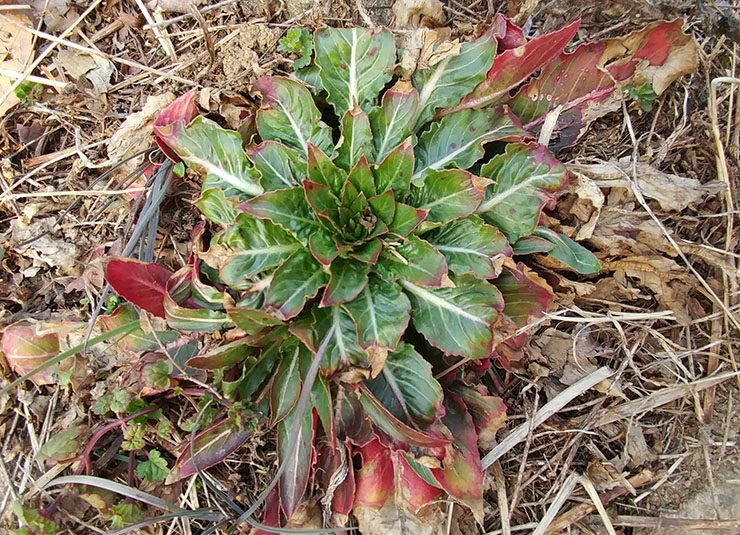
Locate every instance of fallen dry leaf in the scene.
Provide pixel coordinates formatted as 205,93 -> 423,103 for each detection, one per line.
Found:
9,217 -> 79,275
354,494 -> 447,535
29,0 -> 75,33
392,0 -> 445,29
569,159 -> 723,212
56,49 -> 114,95
107,92 -> 176,176
146,0 -> 205,13
604,255 -> 693,324
0,12 -> 34,118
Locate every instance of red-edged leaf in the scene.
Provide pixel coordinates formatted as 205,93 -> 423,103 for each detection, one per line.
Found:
1,322 -> 60,385
353,437 -> 394,508
153,91 -> 199,162
106,258 -> 172,318
493,262 -> 553,326
431,392 -> 484,524
166,415 -> 256,484
477,142 -> 567,243
185,338 -> 251,370
446,21 -> 579,115
450,382 -> 507,445
357,386 -> 449,449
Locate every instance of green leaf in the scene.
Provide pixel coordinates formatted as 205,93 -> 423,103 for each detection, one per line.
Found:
388,202 -> 427,236
345,276 -> 410,350
227,307 -> 283,335
136,450 -> 169,482
336,107 -> 374,172
374,139 -> 414,203
214,213 -> 300,286
366,342 -> 444,425
376,235 -> 447,287
270,345 -> 301,423
412,108 -> 526,182
141,359 -> 173,390
407,169 -> 484,223
278,28 -> 313,70
492,264 -> 553,326
350,237 -> 382,264
309,229 -> 343,265
476,142 -> 567,243
321,258 -> 370,307
253,77 -> 333,158
231,333 -> 283,399
315,27 -> 396,118
307,143 -> 348,197
247,141 -> 306,191
411,34 -> 498,128
238,186 -> 319,240
369,82 -> 419,162
265,249 -> 328,320
303,179 -> 340,226
110,390 -> 132,413
122,424 -> 146,450
195,188 -> 236,226
347,155 -> 376,198
164,270 -> 230,332
185,337 -> 253,369
109,503 -> 143,529
37,426 -> 85,463
533,227 -> 601,274
368,189 -> 396,225
100,304 -> 178,353
511,235 -> 555,255
401,274 -> 503,359
154,116 -> 263,197
626,82 -> 658,112
306,305 -> 368,375
12,503 -> 56,535
423,215 -> 512,278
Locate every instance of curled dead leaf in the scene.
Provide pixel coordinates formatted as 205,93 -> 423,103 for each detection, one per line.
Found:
392,0 -> 445,29
569,159 -> 723,212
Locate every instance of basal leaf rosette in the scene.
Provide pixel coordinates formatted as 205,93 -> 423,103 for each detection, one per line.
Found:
101,15 -> 700,531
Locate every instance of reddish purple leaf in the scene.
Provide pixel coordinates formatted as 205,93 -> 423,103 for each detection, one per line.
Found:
488,13 -> 525,51
153,91 -> 198,130
153,91 -> 199,162
106,258 -> 173,318
1,322 -> 59,385
431,392 -> 484,524
254,487 -> 282,535
354,438 -> 394,508
443,20 -> 580,115
506,19 -> 697,147
166,415 -> 256,483
395,452 -> 444,514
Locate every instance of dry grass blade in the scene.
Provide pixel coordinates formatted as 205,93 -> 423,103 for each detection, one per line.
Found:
482,367 -> 612,469
530,473 -> 580,535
